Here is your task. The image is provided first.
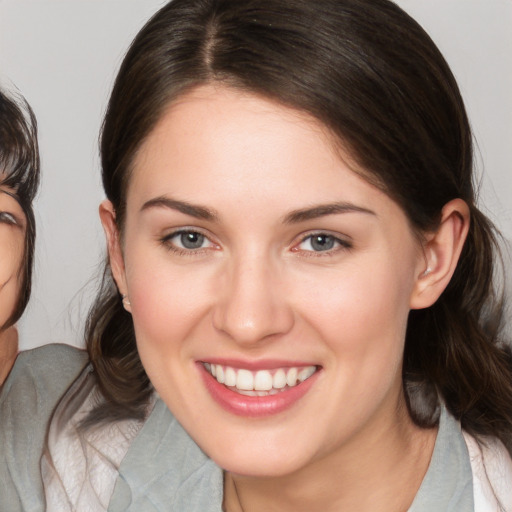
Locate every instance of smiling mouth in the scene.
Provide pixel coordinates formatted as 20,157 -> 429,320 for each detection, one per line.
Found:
203,363 -> 318,396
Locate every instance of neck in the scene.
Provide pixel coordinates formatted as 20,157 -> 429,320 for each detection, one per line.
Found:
0,326 -> 18,385
224,395 -> 437,512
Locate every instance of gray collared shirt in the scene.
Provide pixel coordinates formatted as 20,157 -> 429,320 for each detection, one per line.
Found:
109,400 -> 474,511
409,405 -> 474,511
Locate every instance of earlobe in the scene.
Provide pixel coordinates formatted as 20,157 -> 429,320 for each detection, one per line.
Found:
99,200 -> 130,311
410,198 -> 470,310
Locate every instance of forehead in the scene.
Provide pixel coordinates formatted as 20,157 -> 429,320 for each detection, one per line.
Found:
0,182 -> 26,218
130,86 -> 369,198
124,84 -> 417,240
139,86 -> 337,162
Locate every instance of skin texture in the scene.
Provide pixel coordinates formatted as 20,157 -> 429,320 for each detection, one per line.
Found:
0,187 -> 25,384
102,85 -> 469,512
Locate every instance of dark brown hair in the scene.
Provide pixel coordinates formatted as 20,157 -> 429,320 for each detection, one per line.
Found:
87,0 -> 512,447
0,89 -> 40,330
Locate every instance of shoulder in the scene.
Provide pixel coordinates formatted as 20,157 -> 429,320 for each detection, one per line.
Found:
12,341 -> 86,371
463,432 -> 512,512
0,343 -> 88,511
1,343 -> 88,409
1,341 -> 88,416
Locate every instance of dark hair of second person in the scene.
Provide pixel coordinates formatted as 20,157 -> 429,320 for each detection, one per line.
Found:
0,89 -> 39,385
0,89 -> 39,329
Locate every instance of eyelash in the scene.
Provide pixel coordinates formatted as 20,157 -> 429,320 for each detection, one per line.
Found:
0,211 -> 18,226
293,232 -> 353,257
160,228 -> 352,257
160,229 -> 217,256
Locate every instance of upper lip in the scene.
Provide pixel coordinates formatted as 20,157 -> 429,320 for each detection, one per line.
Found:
198,358 -> 320,371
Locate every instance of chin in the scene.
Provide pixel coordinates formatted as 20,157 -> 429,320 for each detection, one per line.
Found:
196,431 -> 317,478
215,455 -> 306,478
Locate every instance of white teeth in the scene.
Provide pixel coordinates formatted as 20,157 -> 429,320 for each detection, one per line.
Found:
298,366 -> 316,382
254,370 -> 273,391
273,369 -> 287,389
236,369 -> 254,391
225,367 -> 236,387
216,365 -> 225,384
238,389 -> 258,396
205,363 -> 317,394
286,367 -> 298,387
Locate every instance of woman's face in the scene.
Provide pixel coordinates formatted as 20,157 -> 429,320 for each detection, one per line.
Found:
0,186 -> 25,329
109,85 -> 430,477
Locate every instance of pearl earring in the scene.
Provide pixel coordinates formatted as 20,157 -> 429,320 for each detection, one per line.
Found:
121,294 -> 131,306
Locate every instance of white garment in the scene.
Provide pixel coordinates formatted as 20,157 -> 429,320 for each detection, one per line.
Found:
42,369 -> 149,512
464,432 -> 512,512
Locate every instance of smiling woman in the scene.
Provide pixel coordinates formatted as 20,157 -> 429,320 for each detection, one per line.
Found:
0,89 -> 39,385
103,88 -> 434,473
2,0 -> 512,511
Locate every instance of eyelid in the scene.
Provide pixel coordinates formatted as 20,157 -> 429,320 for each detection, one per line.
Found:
0,211 -> 19,226
291,230 -> 353,254
160,226 -> 220,254
162,226 -> 214,242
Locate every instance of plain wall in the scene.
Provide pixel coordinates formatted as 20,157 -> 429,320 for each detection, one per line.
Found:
0,0 -> 510,350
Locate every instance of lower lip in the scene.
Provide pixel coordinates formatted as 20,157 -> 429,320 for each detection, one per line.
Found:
198,364 -> 319,417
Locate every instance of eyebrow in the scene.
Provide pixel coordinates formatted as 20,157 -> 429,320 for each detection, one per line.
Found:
0,188 -> 22,205
141,196 -> 375,224
283,202 -> 376,224
141,196 -> 219,221
1,188 -> 18,199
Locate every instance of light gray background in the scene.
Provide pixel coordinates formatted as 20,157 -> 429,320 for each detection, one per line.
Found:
0,0 -> 510,350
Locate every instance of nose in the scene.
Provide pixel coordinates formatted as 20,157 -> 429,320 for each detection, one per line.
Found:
212,256 -> 294,346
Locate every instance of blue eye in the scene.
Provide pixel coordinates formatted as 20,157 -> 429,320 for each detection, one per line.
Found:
298,233 -> 349,253
165,230 -> 213,251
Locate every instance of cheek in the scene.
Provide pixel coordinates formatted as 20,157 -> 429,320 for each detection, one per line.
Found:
0,280 -> 20,325
0,239 -> 24,321
122,245 -> 220,414
296,253 -> 416,384
291,260 -> 415,438
302,257 -> 413,336
0,242 -> 21,285
123,245 -> 213,354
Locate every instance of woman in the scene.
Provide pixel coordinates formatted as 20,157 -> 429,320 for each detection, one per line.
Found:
0,89 -> 88,510
3,0 -> 512,510
0,89 -> 39,385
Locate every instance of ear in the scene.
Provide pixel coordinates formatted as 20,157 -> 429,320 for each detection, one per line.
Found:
99,200 -> 131,312
410,198 -> 470,310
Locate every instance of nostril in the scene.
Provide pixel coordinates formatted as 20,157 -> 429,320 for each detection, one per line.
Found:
212,298 -> 294,344
211,263 -> 294,343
